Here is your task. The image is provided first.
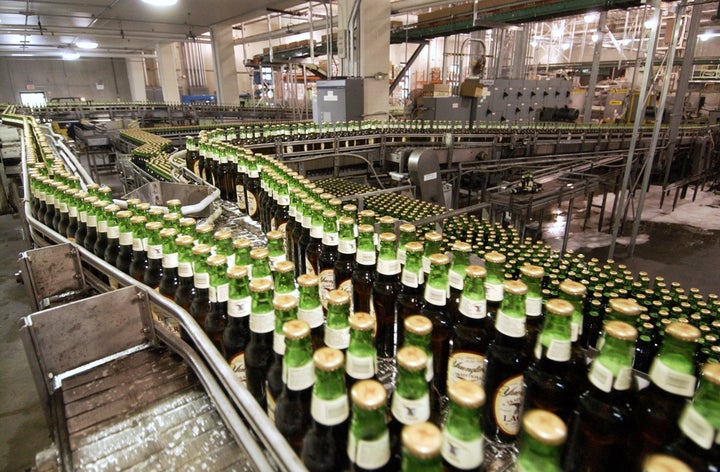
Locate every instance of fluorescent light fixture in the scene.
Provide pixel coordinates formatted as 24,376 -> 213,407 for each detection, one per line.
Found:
699,32 -> 717,42
62,51 -> 80,60
584,13 -> 598,24
141,0 -> 178,6
644,18 -> 658,29
76,39 -> 98,49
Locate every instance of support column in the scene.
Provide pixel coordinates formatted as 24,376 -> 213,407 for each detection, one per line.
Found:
211,22 -> 240,105
156,42 -> 181,103
359,0 -> 390,118
584,11 -> 607,123
125,58 -> 147,102
511,25 -> 528,79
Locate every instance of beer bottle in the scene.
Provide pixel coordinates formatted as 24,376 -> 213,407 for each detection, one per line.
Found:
346,312 -> 377,389
448,241 -> 472,324
214,229 -> 234,267
301,347 -> 350,472
325,289 -> 352,352
267,230 -> 287,271
57,187 -> 75,237
557,279 -> 588,389
128,215 -> 149,282
52,184 -> 68,231
43,180 -> 58,229
174,235 -> 196,311
189,244 -> 212,332
273,260 -> 299,300
347,379 -> 391,472
163,211 -> 180,232
635,322 -> 701,459
223,265 -> 252,384
374,233 -> 401,360
275,318 -> 315,453
403,315 -> 434,385
205,254 -> 229,355
285,187 -> 301,264
245,278 -> 275,410
195,222 -> 214,247
233,238 -> 253,277
178,216 -> 196,239
291,192 -> 308,276
563,320 -> 638,471
663,363 -> 720,471
296,197 -> 315,275
147,207 -> 164,224
158,228 -> 179,299
273,179 -> 290,233
93,200 -> 115,258
484,251 -> 507,318
267,294 -> 299,421
298,274 -> 325,352
143,221 -> 164,288
420,253 -> 451,398
397,223 -> 417,265
643,455 -> 693,472
74,195 -> 96,246
353,224 -> 376,316
520,264 -> 545,356
400,422 -> 442,472
65,190 -> 85,242
396,242 -> 425,341
250,247 -> 273,285
441,380 -> 485,472
304,203 -> 324,276
103,204 -> 121,265
523,299 -> 574,423
516,409 -> 567,472
422,231 -> 443,276
449,265 -> 491,388
235,151 -> 248,212
84,199 -> 107,250
114,210 -> 133,273
334,216 -> 356,302
482,279 -> 529,444
318,210 -> 339,306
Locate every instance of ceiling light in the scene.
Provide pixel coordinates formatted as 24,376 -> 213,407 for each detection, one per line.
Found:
530,40 -> 538,47
584,13 -> 598,24
141,0 -> 178,6
644,18 -> 658,29
699,32 -> 717,42
62,51 -> 80,60
551,26 -> 564,39
76,39 -> 98,49
561,42 -> 571,51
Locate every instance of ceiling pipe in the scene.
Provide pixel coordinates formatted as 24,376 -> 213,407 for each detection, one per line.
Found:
391,0 -> 458,15
233,17 -> 337,45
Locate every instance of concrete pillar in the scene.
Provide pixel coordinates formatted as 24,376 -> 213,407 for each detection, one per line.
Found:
125,58 -> 147,102
211,22 -> 240,105
359,0 -> 390,118
156,42 -> 181,103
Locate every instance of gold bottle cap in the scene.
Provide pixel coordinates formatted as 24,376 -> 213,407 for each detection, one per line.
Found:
451,241 -> 472,252
117,210 -> 132,219
86,183 -> 100,191
214,229 -> 232,240
57,185 -> 69,192
314,347 -> 345,372
559,279 -> 587,296
93,200 -> 109,209
283,319 -> 310,340
401,423 -> 442,459
404,315 -> 432,336
465,265 -> 487,278
267,230 -> 284,241
358,209 -> 376,218
339,216 -> 355,226
302,198 -> 315,206
343,204 -> 357,213
405,241 -> 424,253
145,221 -> 163,231
642,454 -> 692,472
349,312 -> 374,331
274,294 -> 298,311
328,199 -> 342,208
249,277 -> 273,293
700,362 -> 720,385
327,289 -> 350,306
129,215 -> 146,225
448,380 -> 485,409
425,231 -> 442,242
148,207 -> 164,218
378,215 -> 396,224
322,210 -> 336,219
545,299 -> 574,317
196,223 -> 214,234
233,238 -> 252,249
605,320 -> 638,341
250,247 -> 269,260
504,279 -> 528,295
104,204 -> 120,213
609,298 -> 642,317
297,273 -> 319,287
485,250 -> 506,264
429,253 -> 450,266
179,217 -> 196,227
274,260 -> 295,274
126,198 -> 141,207
227,265 -> 248,279
665,322 -> 701,342
379,232 -> 396,243
192,244 -> 212,256
520,264 -> 544,279
163,212 -> 180,222
522,409 -> 567,446
159,228 -> 177,238
207,254 -> 227,267
311,203 -> 323,212
399,223 -> 416,233
99,186 -> 112,194
357,224 -> 374,234
397,346 -> 427,371
350,379 -> 386,411
166,198 -> 181,207
176,235 -> 194,247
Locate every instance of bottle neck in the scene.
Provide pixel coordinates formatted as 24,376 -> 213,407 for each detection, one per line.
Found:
396,366 -> 427,400
588,335 -> 635,393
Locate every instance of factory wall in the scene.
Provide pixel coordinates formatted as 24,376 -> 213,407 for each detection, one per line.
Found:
0,57 -> 132,104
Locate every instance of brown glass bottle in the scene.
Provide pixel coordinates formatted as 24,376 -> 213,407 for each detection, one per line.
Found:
396,242 -> 425,345
189,244 -> 212,332
333,216 -> 356,302
245,278 -> 275,410
373,233 -> 401,360
223,266 -> 252,384
158,228 -> 179,299
143,221 -> 164,289
174,235 -> 196,311
420,253 -> 452,399
352,224 -> 376,317
204,254 -> 229,356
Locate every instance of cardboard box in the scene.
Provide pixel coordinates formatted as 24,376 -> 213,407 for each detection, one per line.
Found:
460,81 -> 484,98
423,83 -> 451,97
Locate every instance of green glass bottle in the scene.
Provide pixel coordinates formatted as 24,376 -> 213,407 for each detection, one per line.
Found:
517,409 -> 567,472
233,238 -> 253,277
305,203 -> 325,276
520,264 -> 545,356
103,204 -> 121,266
422,231 -> 443,277
318,210 -> 339,307
441,380 -> 485,472
223,265 -> 252,385
400,422 -> 442,472
346,312 -> 377,388
403,315 -> 434,384
297,274 -> 325,352
214,229 -> 235,267
347,380 -> 391,471
374,232 -> 401,360
397,241 -> 425,343
484,251 -> 506,318
245,278 -> 276,410
142,221 -> 164,288
353,224 -> 377,318
273,260 -> 299,300
334,216 -> 356,301
397,223 -> 417,265
189,244 -> 212,336
448,241 -> 472,324
267,294 -> 299,422
174,235 -> 196,311
205,254 -> 229,356
158,227 -> 179,300
325,289 -> 351,351
250,247 -> 273,285
420,253 -> 451,399
114,210 -> 134,274
195,222 -> 215,247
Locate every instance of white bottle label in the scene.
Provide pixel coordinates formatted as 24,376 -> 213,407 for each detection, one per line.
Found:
310,225 -> 323,238
162,252 -> 179,268
442,429 -> 483,470
267,391 -> 276,422
571,321 -> 580,342
401,270 -> 419,288
216,283 -> 229,303
273,332 -> 286,355
493,374 -> 525,436
649,359 -> 697,397
535,339 -> 572,362
79,210 -> 88,223
679,404 -> 715,450
147,244 -> 163,260
228,296 -> 251,318
397,249 -> 407,265
485,281 -> 504,302
311,394 -> 349,426
338,240 -> 356,254
97,220 -> 108,233
87,214 -> 97,227
324,325 -> 350,350
107,225 -> 120,239
119,231 -> 133,246
422,256 -> 431,274
283,361 -> 315,391
230,353 -> 246,386
69,206 -> 78,218
526,296 -> 543,317
178,261 -> 193,277
448,270 -> 464,290
447,351 -> 486,387
250,311 -> 274,333
345,352 -> 376,379
194,272 -> 210,289
347,431 -> 390,470
377,259 -> 400,276
391,392 -> 430,425
589,361 -> 633,393
424,285 -> 447,306
322,232 -> 338,246
58,202 -> 69,213
495,310 -> 526,338
356,250 -> 376,266
459,296 -> 487,319
298,305 -> 324,329
319,269 -> 335,308
269,254 -> 286,271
